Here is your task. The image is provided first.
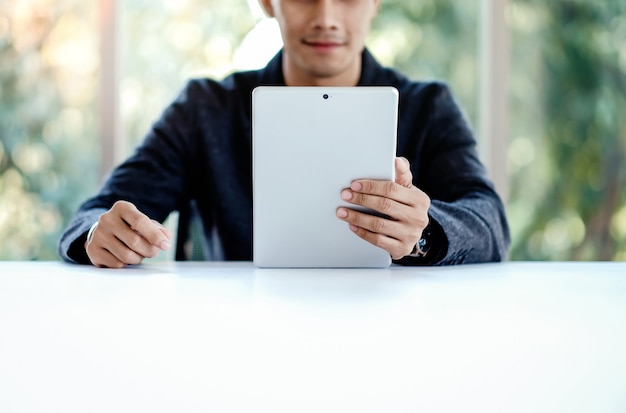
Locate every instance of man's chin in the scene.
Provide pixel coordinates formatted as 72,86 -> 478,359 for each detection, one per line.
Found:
302,58 -> 351,79
287,49 -> 359,83
306,66 -> 344,79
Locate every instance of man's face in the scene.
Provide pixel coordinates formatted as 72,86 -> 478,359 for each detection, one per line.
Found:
260,0 -> 381,86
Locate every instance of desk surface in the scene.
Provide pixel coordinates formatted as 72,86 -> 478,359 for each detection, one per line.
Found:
1,262 -> 625,412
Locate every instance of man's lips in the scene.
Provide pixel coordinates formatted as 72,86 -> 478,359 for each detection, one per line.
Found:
303,39 -> 346,51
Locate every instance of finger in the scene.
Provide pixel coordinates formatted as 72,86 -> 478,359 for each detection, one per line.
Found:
88,205 -> 166,267
89,247 -> 129,269
395,157 -> 414,188
346,221 -> 413,260
341,189 -> 419,223
97,207 -> 164,258
115,226 -> 163,260
86,235 -> 138,268
336,207 -> 413,240
337,206 -> 424,254
86,240 -> 123,268
349,180 -> 416,206
87,222 -> 148,266
104,235 -> 149,265
119,205 -> 171,251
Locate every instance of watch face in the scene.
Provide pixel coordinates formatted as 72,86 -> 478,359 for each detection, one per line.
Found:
408,227 -> 432,258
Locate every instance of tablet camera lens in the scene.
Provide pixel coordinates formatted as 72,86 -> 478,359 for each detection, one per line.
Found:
323,94 -> 329,100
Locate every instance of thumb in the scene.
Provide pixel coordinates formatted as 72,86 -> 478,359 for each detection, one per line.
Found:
395,157 -> 414,188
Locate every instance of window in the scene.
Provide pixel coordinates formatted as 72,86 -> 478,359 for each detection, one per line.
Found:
121,0 -> 258,153
0,1 -> 99,259
3,0 -> 623,261
507,0 -> 626,260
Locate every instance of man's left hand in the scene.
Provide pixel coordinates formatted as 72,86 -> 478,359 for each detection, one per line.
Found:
336,157 -> 431,260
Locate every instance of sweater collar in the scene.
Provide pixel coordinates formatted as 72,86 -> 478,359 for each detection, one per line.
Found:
257,48 -> 386,87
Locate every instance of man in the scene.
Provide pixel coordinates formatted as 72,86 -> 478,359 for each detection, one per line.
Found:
59,0 -> 510,268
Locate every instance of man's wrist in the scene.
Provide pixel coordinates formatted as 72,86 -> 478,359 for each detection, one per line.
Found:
398,217 -> 448,265
408,225 -> 432,258
84,222 -> 98,249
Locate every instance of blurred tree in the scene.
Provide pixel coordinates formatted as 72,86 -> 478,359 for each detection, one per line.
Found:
508,0 -> 626,260
0,1 -> 98,260
371,0 -> 479,125
121,0 -> 257,152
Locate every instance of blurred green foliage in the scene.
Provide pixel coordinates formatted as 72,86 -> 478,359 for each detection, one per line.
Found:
0,1 -> 99,259
121,0 -> 257,153
1,0 -> 624,261
508,0 -> 626,260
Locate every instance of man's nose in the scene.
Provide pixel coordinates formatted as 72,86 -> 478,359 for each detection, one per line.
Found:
311,0 -> 340,31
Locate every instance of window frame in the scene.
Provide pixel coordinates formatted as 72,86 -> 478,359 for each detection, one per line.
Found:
99,0 -> 123,180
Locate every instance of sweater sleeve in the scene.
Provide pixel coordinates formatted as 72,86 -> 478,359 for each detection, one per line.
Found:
58,81 -> 200,264
396,83 -> 510,266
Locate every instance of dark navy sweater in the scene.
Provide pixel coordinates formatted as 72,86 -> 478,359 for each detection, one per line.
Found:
59,49 -> 510,265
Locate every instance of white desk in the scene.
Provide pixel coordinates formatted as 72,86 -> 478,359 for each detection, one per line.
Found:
1,262 -> 625,413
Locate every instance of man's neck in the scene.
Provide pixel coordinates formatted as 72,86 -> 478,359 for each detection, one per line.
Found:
282,58 -> 361,87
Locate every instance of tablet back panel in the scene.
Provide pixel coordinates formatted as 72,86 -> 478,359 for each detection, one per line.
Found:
252,87 -> 398,268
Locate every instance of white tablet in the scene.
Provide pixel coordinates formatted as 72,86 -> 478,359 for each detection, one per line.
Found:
252,86 -> 399,268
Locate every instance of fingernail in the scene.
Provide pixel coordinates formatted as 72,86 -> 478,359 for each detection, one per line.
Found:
351,182 -> 362,191
341,190 -> 352,201
350,224 -> 358,232
337,208 -> 348,218
160,240 -> 171,251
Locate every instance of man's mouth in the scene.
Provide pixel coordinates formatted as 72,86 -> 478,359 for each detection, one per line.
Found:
303,38 -> 345,52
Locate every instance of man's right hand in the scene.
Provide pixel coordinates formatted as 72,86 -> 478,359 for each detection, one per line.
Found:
85,201 -> 171,268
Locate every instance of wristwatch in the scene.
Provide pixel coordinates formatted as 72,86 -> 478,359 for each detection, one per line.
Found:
408,226 -> 432,258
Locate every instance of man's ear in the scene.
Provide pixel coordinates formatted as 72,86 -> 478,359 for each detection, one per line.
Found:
258,0 -> 275,18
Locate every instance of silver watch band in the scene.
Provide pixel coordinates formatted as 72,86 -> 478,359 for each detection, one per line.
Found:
408,227 -> 432,258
